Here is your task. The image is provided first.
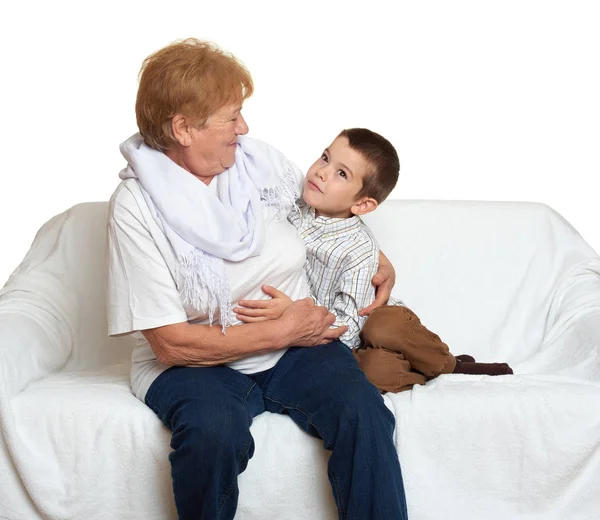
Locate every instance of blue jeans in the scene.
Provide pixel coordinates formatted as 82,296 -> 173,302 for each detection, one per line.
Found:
145,341 -> 408,520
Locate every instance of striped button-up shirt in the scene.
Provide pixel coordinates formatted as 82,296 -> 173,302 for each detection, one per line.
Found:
289,202 -> 395,348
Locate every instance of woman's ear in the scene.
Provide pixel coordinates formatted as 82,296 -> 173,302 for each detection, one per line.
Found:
171,115 -> 193,147
350,197 -> 379,216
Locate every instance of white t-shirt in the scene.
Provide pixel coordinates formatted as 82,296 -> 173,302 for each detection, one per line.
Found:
107,176 -> 310,402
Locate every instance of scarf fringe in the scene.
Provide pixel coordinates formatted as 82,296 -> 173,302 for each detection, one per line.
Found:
178,250 -> 233,333
121,133 -> 302,333
260,164 -> 301,220
178,166 -> 298,333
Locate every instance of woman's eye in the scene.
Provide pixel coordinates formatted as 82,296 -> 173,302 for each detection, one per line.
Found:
338,170 -> 347,179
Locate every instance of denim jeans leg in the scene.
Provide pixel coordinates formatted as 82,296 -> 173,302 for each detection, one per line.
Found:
260,341 -> 408,520
145,365 -> 265,520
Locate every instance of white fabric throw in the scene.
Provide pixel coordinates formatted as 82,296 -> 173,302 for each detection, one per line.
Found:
119,133 -> 300,329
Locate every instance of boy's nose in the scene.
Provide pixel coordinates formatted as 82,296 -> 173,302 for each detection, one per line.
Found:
317,167 -> 328,180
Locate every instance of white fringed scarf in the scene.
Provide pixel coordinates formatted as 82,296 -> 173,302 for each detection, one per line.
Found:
119,133 -> 301,330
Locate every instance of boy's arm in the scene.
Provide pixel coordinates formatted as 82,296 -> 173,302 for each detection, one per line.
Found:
234,285 -> 294,322
328,264 -> 378,349
235,286 -> 324,322
234,266 -> 375,350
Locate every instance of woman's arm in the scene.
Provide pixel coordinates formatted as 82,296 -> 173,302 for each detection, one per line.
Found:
359,250 -> 396,316
143,297 -> 346,366
109,187 -> 345,367
235,263 -> 377,349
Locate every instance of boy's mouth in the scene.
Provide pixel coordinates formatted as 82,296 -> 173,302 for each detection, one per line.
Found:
307,180 -> 323,193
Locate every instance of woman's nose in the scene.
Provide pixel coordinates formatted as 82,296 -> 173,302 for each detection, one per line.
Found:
236,114 -> 249,135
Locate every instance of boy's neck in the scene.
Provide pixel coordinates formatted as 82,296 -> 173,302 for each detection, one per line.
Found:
314,207 -> 354,219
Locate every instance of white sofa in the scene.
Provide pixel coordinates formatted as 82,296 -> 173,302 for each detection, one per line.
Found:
1,200 -> 600,520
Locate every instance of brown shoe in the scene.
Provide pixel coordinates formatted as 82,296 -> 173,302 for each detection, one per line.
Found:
453,360 -> 513,376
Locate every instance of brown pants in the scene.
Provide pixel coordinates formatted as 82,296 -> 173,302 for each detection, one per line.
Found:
354,306 -> 457,393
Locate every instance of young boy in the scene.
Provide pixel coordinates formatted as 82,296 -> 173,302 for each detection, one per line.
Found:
235,128 -> 513,393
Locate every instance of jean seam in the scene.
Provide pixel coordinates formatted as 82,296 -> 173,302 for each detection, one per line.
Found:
216,437 -> 253,518
264,394 -> 333,449
328,468 -> 346,520
216,483 -> 235,520
145,395 -> 168,428
242,382 -> 257,404
216,382 -> 256,518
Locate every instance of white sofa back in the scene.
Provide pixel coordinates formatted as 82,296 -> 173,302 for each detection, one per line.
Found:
364,200 -> 597,362
2,200 -> 597,373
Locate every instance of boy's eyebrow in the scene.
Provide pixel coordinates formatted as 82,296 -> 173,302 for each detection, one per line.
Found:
339,162 -> 354,177
326,147 -> 354,177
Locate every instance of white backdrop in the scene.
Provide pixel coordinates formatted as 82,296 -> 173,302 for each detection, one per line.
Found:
1,0 -> 599,285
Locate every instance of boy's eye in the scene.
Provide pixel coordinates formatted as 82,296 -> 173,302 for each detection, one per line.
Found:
321,152 -> 328,162
338,170 -> 347,179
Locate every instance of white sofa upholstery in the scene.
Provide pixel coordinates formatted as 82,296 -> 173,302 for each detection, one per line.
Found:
1,200 -> 600,520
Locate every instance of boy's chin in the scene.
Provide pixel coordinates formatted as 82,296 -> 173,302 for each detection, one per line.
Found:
302,193 -> 317,208
303,198 -> 323,213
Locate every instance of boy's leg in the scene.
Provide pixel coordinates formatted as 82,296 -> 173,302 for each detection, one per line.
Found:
361,305 -> 513,377
361,305 -> 456,376
353,347 -> 427,393
259,341 -> 408,520
145,365 -> 265,520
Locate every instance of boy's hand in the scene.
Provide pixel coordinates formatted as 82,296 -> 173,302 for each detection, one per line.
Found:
234,285 -> 294,323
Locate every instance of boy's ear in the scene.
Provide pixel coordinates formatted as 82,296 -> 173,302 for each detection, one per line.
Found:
350,197 -> 379,216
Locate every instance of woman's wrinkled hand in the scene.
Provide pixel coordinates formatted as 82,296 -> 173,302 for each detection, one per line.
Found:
279,298 -> 348,347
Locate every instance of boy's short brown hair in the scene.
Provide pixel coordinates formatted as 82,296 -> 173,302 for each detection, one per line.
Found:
339,128 -> 400,203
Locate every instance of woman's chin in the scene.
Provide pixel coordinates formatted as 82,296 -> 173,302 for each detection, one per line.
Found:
220,154 -> 237,169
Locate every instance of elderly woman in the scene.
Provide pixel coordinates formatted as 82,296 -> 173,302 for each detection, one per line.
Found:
107,39 -> 408,520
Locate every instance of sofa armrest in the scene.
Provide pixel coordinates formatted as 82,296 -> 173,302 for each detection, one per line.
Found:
515,258 -> 600,378
547,259 -> 600,333
0,292 -> 73,399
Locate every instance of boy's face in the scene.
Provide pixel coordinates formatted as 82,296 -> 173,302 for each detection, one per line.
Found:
303,136 -> 377,218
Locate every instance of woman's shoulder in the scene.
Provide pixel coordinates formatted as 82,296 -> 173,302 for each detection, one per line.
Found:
108,179 -> 145,222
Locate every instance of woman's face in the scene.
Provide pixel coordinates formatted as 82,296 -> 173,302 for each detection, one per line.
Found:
174,102 -> 249,183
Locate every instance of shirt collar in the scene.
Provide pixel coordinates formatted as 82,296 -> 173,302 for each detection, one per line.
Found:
306,205 -> 363,239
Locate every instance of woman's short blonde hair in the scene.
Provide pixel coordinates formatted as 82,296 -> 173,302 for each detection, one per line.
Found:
135,38 -> 254,152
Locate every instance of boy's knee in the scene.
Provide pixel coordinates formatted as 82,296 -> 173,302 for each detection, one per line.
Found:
360,306 -> 417,347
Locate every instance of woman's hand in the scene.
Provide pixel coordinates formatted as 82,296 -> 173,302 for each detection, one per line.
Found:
235,285 -> 294,322
359,250 -> 396,316
279,298 -> 348,346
